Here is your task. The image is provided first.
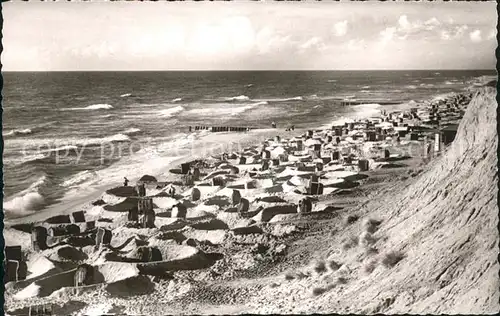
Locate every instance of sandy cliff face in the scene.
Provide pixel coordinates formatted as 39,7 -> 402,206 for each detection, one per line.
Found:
248,87 -> 498,314
367,86 -> 499,314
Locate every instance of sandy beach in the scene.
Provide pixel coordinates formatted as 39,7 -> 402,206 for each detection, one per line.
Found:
3,77 -> 497,315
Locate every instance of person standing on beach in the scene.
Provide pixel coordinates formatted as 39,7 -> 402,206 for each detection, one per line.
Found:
124,177 -> 129,187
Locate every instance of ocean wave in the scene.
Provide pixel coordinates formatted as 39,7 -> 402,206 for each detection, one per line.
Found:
63,104 -> 114,111
258,96 -> 303,103
62,170 -> 99,188
444,81 -> 455,85
342,95 -> 356,99
405,85 -> 418,90
3,175 -> 49,216
361,86 -> 371,89
122,128 -> 142,136
3,128 -> 33,137
172,98 -> 183,103
40,145 -> 79,154
100,114 -> 117,118
327,80 -> 337,83
7,133 -> 132,151
53,133 -> 131,148
86,133 -> 131,145
82,104 -> 114,110
4,153 -> 49,166
252,101 -> 268,106
120,93 -> 132,98
189,104 -> 258,116
225,95 -> 251,102
419,83 -> 435,88
158,105 -> 185,118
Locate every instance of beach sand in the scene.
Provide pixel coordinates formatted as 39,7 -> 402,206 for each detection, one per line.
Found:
3,85 -> 497,315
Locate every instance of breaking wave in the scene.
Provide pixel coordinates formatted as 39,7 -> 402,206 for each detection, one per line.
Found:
3,128 -> 33,137
189,104 -> 258,116
4,153 -> 49,166
258,96 -> 303,103
158,106 -> 185,118
172,98 -> 183,103
63,104 -> 114,111
252,101 -> 268,106
40,145 -> 78,154
84,133 -> 131,146
3,175 -> 49,216
120,93 -> 132,98
82,104 -> 114,110
100,114 -> 117,118
122,128 -> 141,136
225,95 -> 251,102
62,170 -> 99,188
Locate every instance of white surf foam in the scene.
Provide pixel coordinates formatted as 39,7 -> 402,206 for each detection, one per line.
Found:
62,170 -> 99,188
16,153 -> 49,164
90,133 -> 131,145
40,145 -> 78,154
3,176 -> 47,216
82,104 -> 114,110
172,98 -> 183,103
5,133 -> 132,152
187,103 -> 258,116
158,105 -> 185,117
63,104 -> 114,111
122,128 -> 141,136
225,95 -> 250,102
3,128 -> 33,137
252,101 -> 268,106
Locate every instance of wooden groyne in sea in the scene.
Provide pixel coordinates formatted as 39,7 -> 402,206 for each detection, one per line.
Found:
339,99 -> 403,106
189,126 -> 259,132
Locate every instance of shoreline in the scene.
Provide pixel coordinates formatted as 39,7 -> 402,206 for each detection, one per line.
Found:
3,88 -> 470,228
3,85 -> 487,315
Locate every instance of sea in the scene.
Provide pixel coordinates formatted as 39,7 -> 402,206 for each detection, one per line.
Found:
2,70 -> 495,219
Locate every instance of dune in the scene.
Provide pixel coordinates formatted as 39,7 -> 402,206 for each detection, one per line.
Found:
243,87 -> 499,314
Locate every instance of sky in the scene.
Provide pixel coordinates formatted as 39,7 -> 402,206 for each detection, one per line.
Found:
2,0 -> 497,71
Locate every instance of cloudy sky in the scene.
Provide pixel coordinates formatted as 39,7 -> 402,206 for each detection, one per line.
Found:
3,1 -> 497,71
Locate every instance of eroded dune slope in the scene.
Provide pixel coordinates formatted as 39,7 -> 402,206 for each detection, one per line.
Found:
248,87 -> 498,314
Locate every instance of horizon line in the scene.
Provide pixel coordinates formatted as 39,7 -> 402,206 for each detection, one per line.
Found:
2,69 -> 496,73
